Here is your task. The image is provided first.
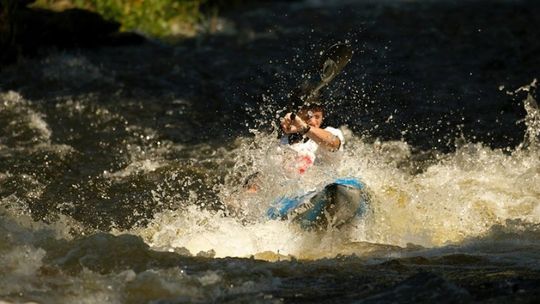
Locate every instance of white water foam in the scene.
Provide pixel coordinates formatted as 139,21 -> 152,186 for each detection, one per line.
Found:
135,82 -> 540,260
0,91 -> 52,144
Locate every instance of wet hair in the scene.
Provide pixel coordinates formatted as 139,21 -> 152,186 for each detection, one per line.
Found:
300,102 -> 324,114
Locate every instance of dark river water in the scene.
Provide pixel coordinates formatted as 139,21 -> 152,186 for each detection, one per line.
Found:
1,0 -> 540,303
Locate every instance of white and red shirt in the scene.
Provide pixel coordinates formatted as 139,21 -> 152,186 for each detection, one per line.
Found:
279,126 -> 344,175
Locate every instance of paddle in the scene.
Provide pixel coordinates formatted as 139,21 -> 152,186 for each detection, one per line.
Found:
289,42 -> 353,121
290,43 -> 353,137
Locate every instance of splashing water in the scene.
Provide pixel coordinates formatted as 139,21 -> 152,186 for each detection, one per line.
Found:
136,81 -> 540,261
515,79 -> 540,150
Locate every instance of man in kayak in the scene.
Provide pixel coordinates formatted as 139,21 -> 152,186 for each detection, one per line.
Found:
239,97 -> 370,230
267,100 -> 369,230
242,43 -> 369,229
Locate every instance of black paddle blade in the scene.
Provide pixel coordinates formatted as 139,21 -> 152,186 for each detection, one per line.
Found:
285,43 -> 353,137
320,43 -> 353,83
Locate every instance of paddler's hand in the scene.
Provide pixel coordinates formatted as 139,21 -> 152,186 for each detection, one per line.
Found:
281,113 -> 309,134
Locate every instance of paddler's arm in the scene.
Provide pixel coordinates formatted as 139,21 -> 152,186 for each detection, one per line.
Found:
281,113 -> 341,152
303,126 -> 341,152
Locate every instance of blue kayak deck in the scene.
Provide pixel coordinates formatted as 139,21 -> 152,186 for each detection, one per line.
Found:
267,178 -> 370,229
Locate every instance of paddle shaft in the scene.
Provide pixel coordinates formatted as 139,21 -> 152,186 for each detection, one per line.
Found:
289,43 -> 353,123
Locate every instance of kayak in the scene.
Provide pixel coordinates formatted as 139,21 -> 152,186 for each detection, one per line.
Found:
267,177 -> 370,230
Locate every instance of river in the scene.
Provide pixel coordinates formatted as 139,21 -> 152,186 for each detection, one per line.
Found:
1,0 -> 539,303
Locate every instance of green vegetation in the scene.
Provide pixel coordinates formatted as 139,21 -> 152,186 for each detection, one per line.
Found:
32,0 -> 206,37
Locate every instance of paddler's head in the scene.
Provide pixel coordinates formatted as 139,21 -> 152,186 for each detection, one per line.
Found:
298,102 -> 324,128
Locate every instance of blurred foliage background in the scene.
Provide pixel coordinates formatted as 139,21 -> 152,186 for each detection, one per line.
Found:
1,0 -> 274,64
31,0 -> 205,37
28,0 -> 273,37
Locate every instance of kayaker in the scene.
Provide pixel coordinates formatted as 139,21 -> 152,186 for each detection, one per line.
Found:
242,97 -> 344,193
279,100 -> 344,175
240,43 -> 369,229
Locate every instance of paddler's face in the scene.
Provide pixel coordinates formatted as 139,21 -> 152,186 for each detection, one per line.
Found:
299,109 -> 323,128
